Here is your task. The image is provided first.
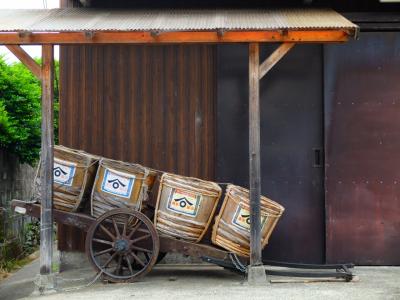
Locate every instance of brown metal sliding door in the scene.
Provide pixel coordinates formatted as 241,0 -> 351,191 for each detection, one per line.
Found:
324,32 -> 400,265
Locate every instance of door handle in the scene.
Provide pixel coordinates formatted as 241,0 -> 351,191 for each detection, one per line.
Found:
313,148 -> 323,168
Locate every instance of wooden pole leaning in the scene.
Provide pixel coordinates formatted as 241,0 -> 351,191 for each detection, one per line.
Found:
36,44 -> 56,294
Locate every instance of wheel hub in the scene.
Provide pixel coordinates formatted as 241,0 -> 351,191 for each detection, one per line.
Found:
87,209 -> 160,283
114,239 -> 129,252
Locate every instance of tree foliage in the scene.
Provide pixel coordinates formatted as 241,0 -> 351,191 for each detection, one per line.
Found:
0,55 -> 59,165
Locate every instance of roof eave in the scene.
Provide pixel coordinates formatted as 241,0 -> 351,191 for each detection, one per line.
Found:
0,29 -> 355,45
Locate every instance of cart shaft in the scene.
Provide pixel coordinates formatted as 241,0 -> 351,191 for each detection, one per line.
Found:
11,200 -> 95,232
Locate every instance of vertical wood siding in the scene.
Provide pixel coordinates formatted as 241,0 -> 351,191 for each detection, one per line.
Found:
58,44 -> 216,251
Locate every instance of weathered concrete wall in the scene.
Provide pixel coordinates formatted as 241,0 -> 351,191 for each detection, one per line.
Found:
0,148 -> 36,205
0,147 -> 36,239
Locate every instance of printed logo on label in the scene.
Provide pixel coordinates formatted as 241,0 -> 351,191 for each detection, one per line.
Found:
167,188 -> 202,217
101,168 -> 135,198
232,206 -> 267,231
53,159 -> 76,187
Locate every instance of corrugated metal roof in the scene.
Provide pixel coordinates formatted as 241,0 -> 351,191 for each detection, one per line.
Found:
0,8 -> 357,34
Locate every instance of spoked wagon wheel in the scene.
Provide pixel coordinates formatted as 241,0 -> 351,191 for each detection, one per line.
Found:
85,208 -> 159,283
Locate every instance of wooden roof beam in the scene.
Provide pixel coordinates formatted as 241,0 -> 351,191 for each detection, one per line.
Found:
259,43 -> 295,80
5,45 -> 41,80
0,30 -> 350,45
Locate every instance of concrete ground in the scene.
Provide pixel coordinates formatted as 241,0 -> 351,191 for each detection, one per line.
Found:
0,255 -> 399,300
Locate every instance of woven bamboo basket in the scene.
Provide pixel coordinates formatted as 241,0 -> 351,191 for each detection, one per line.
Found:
141,168 -> 159,206
154,173 -> 222,243
211,184 -> 284,257
91,158 -> 150,218
34,145 -> 99,212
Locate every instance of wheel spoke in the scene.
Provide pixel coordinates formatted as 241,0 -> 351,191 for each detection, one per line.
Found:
122,216 -> 131,237
131,245 -> 152,254
114,254 -> 123,275
129,251 -> 146,267
130,234 -> 151,244
127,221 -> 142,239
112,217 -> 120,237
88,210 -> 158,283
125,255 -> 134,275
144,253 -> 150,263
102,252 -> 118,269
93,238 -> 114,246
99,224 -> 116,241
137,228 -> 150,234
94,247 -> 113,257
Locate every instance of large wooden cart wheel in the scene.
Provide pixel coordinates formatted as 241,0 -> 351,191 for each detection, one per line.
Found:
85,208 -> 159,283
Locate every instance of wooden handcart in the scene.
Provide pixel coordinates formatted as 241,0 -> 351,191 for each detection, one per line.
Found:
11,199 -> 354,283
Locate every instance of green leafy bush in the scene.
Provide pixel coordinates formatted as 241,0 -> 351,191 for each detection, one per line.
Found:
0,239 -> 23,272
0,218 -> 40,273
22,221 -> 40,255
0,55 -> 59,166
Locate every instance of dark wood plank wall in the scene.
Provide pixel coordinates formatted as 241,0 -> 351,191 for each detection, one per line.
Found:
58,44 -> 216,251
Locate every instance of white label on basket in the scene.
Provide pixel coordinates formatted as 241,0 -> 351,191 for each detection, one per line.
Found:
232,206 -> 268,232
53,158 -> 76,187
166,188 -> 202,217
101,168 -> 135,198
14,206 -> 26,215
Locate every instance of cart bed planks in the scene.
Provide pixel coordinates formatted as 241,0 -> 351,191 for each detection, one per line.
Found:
11,200 -> 232,262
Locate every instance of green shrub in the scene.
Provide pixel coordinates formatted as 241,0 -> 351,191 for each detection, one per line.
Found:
0,219 -> 40,272
0,56 -> 59,166
22,221 -> 40,255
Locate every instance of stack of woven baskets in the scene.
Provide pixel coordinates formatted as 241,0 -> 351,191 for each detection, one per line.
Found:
34,145 -> 285,257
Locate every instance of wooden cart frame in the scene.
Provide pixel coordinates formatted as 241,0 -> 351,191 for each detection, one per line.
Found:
11,200 -> 354,283
0,8 -> 358,287
12,199 -> 245,282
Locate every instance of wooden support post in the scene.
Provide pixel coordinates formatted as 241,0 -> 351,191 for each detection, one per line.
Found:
247,42 -> 294,284
259,43 -> 295,80
5,45 -> 42,80
249,42 -> 262,266
36,44 -> 55,293
40,44 -> 54,274
247,43 -> 267,284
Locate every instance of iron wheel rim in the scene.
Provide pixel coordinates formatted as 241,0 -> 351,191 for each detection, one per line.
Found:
85,208 -> 159,283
